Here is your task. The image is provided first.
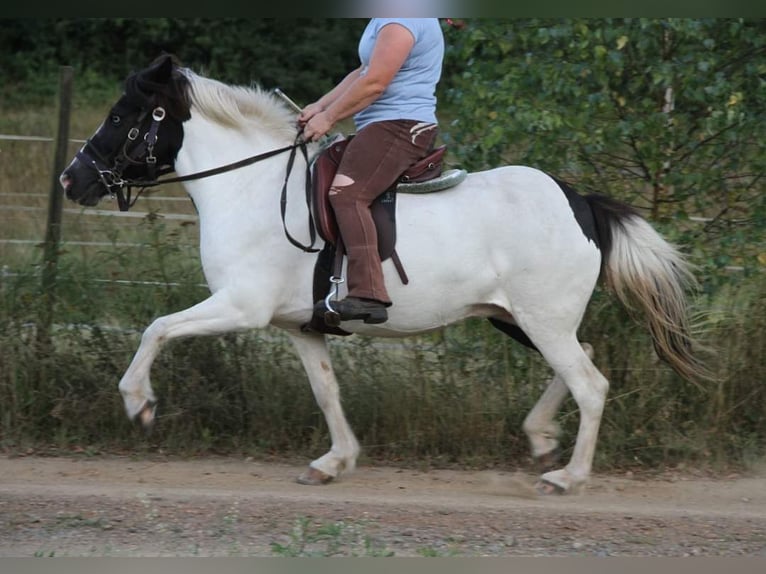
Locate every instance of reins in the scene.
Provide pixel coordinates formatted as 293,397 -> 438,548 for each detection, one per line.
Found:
86,125 -> 319,253
130,141 -> 301,188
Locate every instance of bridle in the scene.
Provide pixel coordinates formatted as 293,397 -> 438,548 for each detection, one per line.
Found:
76,106 -> 172,211
75,105 -> 318,253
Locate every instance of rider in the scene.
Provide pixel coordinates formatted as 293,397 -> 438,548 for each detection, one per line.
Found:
299,18 -> 444,324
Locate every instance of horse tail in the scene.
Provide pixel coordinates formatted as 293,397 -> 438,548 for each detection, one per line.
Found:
585,193 -> 710,384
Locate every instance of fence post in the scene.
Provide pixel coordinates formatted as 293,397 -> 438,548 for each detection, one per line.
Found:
39,65 -> 74,344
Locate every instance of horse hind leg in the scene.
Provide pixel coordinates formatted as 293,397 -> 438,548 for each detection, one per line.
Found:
522,342 -> 594,472
530,339 -> 608,494
523,376 -> 567,472
489,319 -> 595,474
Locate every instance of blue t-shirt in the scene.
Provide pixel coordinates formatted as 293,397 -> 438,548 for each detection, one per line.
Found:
353,18 -> 444,131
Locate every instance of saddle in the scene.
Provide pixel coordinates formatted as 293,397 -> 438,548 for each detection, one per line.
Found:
311,136 -> 446,257
305,136 -> 455,335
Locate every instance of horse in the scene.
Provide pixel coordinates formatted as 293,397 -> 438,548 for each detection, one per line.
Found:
59,55 -> 706,494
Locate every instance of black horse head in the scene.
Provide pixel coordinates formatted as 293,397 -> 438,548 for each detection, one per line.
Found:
60,54 -> 191,208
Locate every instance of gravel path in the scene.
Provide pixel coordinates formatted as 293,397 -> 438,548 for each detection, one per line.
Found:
1,455 -> 764,557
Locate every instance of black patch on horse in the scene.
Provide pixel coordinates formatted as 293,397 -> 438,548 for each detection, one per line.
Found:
582,192 -> 642,267
549,175 -> 600,248
549,175 -> 642,260
488,319 -> 539,353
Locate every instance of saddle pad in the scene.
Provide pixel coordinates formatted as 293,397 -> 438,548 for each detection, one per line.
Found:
396,168 -> 468,194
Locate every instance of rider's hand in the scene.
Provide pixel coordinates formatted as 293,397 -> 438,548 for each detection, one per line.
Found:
301,110 -> 334,142
298,102 -> 324,126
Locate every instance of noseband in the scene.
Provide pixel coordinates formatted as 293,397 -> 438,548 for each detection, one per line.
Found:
76,106 -> 172,211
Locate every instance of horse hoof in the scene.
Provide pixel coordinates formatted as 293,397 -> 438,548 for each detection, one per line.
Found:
296,466 -> 335,486
138,400 -> 157,429
535,479 -> 567,496
533,447 -> 562,472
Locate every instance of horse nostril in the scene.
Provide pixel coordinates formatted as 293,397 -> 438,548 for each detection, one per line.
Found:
59,173 -> 72,191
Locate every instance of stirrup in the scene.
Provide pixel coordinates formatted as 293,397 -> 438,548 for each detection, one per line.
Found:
322,276 -> 344,326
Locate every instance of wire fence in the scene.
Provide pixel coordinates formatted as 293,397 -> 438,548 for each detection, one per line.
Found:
0,134 -> 86,143
1,73 -> 199,297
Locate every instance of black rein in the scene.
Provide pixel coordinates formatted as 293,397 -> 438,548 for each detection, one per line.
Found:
117,136 -> 319,254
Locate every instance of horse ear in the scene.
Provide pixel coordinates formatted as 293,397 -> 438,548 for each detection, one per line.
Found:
144,54 -> 175,85
126,53 -> 189,120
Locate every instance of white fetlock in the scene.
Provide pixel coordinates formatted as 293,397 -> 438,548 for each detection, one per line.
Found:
310,445 -> 359,479
526,422 -> 561,460
309,454 -> 343,479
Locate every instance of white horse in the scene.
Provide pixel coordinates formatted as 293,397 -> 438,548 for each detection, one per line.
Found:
60,55 -> 706,494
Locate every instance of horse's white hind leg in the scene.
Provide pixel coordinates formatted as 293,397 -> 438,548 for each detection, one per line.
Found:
522,376 -> 568,468
287,331 -> 360,485
118,291 -> 259,425
522,342 -> 594,469
532,339 -> 608,494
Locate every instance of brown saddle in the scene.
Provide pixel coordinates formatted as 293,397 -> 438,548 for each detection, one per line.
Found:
311,137 -> 445,251
305,136 -> 445,335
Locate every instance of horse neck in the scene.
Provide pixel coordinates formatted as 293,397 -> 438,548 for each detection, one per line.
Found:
173,114 -> 316,258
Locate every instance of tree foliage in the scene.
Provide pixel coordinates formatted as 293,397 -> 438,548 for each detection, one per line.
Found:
0,18 -> 366,104
442,19 -> 766,281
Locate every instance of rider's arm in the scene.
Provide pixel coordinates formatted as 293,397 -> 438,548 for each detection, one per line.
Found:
300,23 -> 415,141
299,67 -> 363,124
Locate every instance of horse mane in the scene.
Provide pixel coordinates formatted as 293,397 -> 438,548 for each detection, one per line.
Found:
181,70 -> 298,141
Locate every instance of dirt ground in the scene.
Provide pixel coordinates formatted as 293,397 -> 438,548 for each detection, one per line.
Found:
1,454 -> 765,557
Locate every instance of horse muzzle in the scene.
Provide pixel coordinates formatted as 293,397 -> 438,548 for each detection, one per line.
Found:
60,165 -> 105,206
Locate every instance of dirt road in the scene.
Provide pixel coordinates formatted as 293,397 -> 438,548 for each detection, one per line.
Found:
1,455 -> 764,557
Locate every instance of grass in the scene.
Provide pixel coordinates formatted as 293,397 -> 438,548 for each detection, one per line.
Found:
270,517 -> 394,557
26,514 -> 395,557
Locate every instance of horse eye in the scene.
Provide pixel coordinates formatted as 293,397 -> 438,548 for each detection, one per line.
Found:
111,115 -> 122,126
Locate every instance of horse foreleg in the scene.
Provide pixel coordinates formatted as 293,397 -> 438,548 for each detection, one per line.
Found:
287,331 -> 360,485
118,292 -> 255,426
522,342 -> 594,471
